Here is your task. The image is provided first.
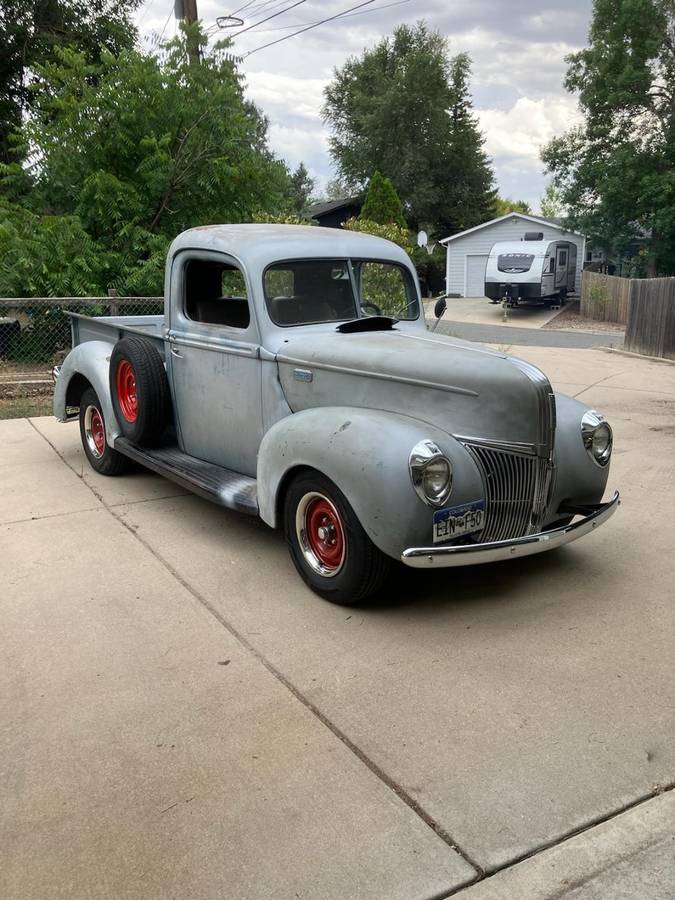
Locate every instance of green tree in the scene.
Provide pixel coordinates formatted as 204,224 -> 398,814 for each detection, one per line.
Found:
542,0 -> 675,275
539,182 -> 565,218
360,171 -> 406,226
287,162 -> 315,215
0,25 -> 293,296
323,22 -> 496,233
494,197 -> 532,216
0,0 -> 142,167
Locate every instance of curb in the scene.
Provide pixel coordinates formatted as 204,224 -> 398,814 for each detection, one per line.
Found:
601,346 -> 675,366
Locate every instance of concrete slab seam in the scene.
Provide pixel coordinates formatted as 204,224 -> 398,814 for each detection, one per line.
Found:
26,418 -> 484,881
436,782 -> 675,899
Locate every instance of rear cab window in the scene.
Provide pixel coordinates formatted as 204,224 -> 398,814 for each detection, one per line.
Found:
184,258 -> 250,329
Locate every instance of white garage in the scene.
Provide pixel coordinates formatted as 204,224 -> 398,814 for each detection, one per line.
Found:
441,212 -> 587,298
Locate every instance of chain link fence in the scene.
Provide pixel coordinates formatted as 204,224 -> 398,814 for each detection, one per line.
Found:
0,296 -> 163,420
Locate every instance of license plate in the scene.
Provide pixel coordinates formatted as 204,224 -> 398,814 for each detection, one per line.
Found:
432,500 -> 486,544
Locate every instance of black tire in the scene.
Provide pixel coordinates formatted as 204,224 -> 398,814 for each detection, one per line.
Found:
283,471 -> 390,605
109,336 -> 170,446
79,387 -> 129,476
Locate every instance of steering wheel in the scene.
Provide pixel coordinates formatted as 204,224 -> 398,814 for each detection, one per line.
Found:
360,301 -> 382,316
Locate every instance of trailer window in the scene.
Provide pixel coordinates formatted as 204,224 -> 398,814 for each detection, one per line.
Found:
547,257 -> 555,273
557,249 -> 568,266
497,253 -> 535,274
184,258 -> 250,329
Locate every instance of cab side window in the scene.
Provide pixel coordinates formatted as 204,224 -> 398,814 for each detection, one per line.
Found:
184,258 -> 250,329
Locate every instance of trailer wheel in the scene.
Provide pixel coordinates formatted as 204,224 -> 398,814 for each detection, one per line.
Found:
283,471 -> 390,605
79,388 -> 129,476
110,336 -> 170,446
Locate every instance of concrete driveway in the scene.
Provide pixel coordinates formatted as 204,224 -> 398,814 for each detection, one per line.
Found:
424,297 -> 564,330
2,346 -> 674,899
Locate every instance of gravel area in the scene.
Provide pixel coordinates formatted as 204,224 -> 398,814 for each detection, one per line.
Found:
544,301 -> 626,334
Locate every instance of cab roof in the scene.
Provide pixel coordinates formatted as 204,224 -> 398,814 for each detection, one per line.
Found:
168,224 -> 412,270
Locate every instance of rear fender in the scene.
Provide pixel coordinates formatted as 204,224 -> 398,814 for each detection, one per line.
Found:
53,341 -> 121,442
257,407 -> 484,560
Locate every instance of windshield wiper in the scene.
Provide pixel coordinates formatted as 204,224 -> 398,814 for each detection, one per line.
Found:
336,315 -> 398,333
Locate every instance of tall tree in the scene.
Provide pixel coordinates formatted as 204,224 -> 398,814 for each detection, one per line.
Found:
494,197 -> 532,216
322,22 -> 496,234
360,171 -> 406,227
0,25 -> 293,295
287,162 -> 315,215
0,0 -> 142,166
542,0 -> 675,274
539,182 -> 565,219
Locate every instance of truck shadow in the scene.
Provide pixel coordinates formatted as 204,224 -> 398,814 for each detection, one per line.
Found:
359,549 -> 580,614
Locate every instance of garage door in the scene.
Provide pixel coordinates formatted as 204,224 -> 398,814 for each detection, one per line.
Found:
466,255 -> 489,297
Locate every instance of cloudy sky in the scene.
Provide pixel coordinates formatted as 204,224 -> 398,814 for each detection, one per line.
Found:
135,0 -> 592,213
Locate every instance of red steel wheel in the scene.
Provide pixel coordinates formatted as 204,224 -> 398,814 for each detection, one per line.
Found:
83,404 -> 106,458
116,359 -> 138,423
284,471 -> 390,605
296,491 -> 346,577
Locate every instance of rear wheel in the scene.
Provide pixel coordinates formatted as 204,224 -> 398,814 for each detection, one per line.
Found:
79,387 -> 129,476
283,471 -> 390,605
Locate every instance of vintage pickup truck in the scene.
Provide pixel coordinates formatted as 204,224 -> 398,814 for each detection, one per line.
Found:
54,225 -> 619,604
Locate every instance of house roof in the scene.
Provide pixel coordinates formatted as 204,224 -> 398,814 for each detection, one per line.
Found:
440,212 -> 586,244
309,196 -> 362,218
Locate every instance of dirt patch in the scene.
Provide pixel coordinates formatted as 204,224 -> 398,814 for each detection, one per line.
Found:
544,301 -> 626,335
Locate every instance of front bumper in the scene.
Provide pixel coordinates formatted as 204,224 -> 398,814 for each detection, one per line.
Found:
401,491 -> 620,568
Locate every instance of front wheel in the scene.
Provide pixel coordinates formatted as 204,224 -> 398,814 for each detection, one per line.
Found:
79,387 -> 129,476
283,471 -> 390,605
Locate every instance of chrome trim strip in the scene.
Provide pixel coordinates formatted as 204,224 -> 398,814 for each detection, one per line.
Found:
401,492 -> 619,568
169,333 -> 258,357
453,435 -> 538,456
276,355 -> 480,397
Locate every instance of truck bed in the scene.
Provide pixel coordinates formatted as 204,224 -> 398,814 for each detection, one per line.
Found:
68,312 -> 165,357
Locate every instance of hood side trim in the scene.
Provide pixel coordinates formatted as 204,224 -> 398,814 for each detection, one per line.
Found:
276,354 -> 479,398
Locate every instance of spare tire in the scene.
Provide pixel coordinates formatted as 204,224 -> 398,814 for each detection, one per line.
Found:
109,336 -> 170,446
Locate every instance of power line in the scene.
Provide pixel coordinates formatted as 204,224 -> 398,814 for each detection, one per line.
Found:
243,0 -> 379,56
254,0 -> 412,33
159,3 -> 174,38
228,0 -> 262,15
229,0 -> 307,37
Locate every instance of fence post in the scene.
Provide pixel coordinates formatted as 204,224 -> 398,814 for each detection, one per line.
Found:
108,288 -> 119,317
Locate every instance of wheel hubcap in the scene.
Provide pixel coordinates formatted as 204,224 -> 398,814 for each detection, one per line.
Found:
296,492 -> 346,577
84,405 -> 106,458
116,359 -> 138,422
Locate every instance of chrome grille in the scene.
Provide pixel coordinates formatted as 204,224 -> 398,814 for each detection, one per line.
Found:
466,444 -> 552,542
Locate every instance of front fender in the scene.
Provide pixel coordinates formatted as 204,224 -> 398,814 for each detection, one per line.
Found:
53,341 -> 121,443
547,392 -> 611,517
257,407 -> 484,560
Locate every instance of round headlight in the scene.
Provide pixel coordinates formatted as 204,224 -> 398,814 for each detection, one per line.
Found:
423,458 -> 452,502
581,411 -> 613,466
409,440 -> 453,506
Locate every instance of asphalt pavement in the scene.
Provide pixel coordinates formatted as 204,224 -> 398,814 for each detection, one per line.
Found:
435,318 -> 625,348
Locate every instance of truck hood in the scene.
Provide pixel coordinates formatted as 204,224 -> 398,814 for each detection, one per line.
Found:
275,328 -> 554,452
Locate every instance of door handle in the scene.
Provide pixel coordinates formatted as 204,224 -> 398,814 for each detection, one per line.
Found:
170,345 -> 183,358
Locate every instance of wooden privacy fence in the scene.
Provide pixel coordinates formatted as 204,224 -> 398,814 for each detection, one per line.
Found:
580,271 -> 632,325
625,277 -> 675,360
581,271 -> 675,359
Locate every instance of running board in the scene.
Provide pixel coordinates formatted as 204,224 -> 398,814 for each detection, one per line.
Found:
114,438 -> 258,516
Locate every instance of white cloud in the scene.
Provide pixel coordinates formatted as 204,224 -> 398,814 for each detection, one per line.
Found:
134,0 -> 593,208
478,96 -> 581,161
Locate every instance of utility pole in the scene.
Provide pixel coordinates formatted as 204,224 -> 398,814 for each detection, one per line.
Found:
174,0 -> 200,64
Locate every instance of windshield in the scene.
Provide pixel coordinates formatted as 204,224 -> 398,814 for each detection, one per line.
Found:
263,258 -> 419,326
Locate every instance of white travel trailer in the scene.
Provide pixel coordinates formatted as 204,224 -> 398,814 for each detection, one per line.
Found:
484,233 -> 577,306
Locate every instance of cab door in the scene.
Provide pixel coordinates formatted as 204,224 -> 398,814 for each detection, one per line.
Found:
166,250 -> 262,477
